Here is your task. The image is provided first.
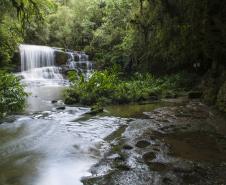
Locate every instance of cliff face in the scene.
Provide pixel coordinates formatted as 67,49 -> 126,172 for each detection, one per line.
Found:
201,64 -> 226,112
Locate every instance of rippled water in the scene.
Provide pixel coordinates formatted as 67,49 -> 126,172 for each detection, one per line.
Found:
0,83 -> 124,185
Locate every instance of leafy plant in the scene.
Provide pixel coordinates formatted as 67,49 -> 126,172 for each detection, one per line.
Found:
0,71 -> 27,117
64,70 -> 180,106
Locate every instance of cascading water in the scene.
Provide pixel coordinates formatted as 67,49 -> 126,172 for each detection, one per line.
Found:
67,51 -> 93,79
0,44 -> 124,185
20,44 -> 55,71
19,44 -> 64,84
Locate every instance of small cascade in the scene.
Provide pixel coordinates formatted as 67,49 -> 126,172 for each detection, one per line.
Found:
19,44 -> 64,84
19,44 -> 93,85
67,51 -> 93,79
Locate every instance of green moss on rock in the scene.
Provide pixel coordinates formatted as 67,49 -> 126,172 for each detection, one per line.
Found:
202,78 -> 218,105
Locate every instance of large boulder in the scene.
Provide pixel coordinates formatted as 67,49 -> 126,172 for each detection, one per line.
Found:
54,50 -> 68,66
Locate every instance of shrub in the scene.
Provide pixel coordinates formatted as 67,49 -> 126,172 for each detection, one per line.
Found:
0,71 -> 27,117
64,70 -> 182,106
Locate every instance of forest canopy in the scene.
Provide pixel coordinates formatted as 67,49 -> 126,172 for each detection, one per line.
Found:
0,0 -> 225,75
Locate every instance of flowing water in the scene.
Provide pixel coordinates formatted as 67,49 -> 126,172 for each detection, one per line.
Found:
19,45 -> 64,84
0,45 -> 122,185
1,45 -> 226,185
67,51 -> 93,79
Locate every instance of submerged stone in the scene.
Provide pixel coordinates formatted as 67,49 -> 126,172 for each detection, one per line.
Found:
51,100 -> 58,104
142,152 -> 156,163
122,144 -> 133,150
116,164 -> 130,171
135,140 -> 150,148
56,106 -> 66,110
147,162 -> 169,172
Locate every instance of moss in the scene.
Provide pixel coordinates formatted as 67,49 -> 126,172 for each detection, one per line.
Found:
202,78 -> 219,105
86,104 -> 104,115
54,51 -> 69,65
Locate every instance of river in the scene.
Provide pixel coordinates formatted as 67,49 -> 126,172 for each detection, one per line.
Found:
0,45 -> 124,185
1,45 -> 226,185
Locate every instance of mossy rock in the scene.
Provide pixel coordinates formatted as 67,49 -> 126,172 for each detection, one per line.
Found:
55,50 -> 68,65
135,140 -> 150,148
217,81 -> 226,112
202,77 -> 218,105
86,104 -> 104,115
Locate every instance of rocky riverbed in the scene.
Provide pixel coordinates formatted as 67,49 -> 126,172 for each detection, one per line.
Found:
83,99 -> 226,185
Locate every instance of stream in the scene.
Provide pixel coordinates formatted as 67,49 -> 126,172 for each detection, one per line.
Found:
0,82 -> 126,185
0,45 -> 121,185
1,45 -> 226,185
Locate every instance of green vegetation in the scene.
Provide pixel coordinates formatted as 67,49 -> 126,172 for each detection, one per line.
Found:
0,0 -> 54,68
64,70 -> 191,106
21,0 -> 225,75
0,0 -> 54,116
0,71 -> 27,117
0,0 -> 225,72
0,0 -> 225,112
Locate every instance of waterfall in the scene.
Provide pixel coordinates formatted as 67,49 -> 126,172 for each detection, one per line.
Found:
19,44 -> 93,85
67,51 -> 93,79
19,44 -> 64,83
20,44 -> 55,71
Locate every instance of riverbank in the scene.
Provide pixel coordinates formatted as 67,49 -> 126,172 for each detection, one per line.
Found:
83,98 -> 226,185
64,71 -> 195,107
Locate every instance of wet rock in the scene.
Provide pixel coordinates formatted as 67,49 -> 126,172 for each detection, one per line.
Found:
162,177 -> 173,184
51,100 -> 58,104
135,140 -> 150,148
116,164 -> 130,171
86,104 -> 104,115
122,144 -> 133,150
188,91 -> 203,99
54,50 -> 68,65
84,100 -> 226,185
153,148 -> 160,152
142,152 -> 156,163
56,106 -> 66,110
42,112 -> 50,117
148,162 -> 169,172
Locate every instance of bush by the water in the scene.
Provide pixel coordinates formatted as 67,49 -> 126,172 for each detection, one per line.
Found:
64,71 -> 186,106
0,71 -> 27,117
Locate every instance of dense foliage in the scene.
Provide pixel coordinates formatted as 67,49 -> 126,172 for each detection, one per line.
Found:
23,0 -> 226,75
0,0 -> 54,116
0,71 -> 27,117
64,71 -> 191,106
0,0 -> 54,69
0,0 -> 225,75
0,0 -> 225,110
